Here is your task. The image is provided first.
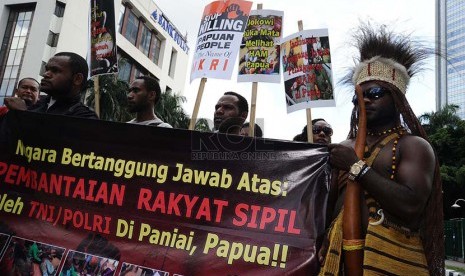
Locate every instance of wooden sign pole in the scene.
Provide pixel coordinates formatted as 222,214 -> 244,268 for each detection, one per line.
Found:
248,3 -> 262,137
189,77 -> 207,130
297,20 -> 313,143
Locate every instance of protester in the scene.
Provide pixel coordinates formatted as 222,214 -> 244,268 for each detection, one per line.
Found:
293,118 -> 332,144
319,24 -> 443,275
126,76 -> 172,127
214,91 -> 248,135
5,52 -> 98,119
240,122 -> 263,137
0,78 -> 39,117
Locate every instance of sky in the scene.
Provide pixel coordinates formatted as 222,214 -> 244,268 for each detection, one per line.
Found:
154,0 -> 436,142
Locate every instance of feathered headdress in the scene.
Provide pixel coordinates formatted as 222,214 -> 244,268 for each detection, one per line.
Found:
343,23 -> 429,94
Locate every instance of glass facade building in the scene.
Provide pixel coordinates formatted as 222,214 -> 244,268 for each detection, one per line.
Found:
437,0 -> 465,119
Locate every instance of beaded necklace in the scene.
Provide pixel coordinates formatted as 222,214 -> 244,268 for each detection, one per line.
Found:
390,128 -> 406,179
367,125 -> 403,136
364,126 -> 406,179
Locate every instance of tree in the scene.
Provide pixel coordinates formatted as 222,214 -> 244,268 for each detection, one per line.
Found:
155,90 -> 189,128
155,90 -> 212,131
419,104 -> 465,219
86,74 -> 132,122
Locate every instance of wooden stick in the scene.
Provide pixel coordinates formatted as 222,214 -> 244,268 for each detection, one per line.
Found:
189,77 -> 207,130
249,82 -> 258,136
296,20 -> 313,143
248,3 -> 262,137
342,85 -> 366,275
94,75 -> 100,117
306,108 -> 313,142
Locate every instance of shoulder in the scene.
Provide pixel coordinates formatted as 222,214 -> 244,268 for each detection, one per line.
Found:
398,134 -> 435,164
339,139 -> 354,147
399,135 -> 434,154
146,118 -> 172,128
68,102 -> 99,119
156,122 -> 172,128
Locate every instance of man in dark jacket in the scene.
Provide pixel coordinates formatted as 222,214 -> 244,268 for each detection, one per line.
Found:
5,52 -> 98,119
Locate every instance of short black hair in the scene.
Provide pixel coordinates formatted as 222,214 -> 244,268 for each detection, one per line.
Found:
137,76 -> 161,105
242,122 -> 263,137
54,52 -> 89,90
295,118 -> 329,141
224,91 -> 248,113
18,77 -> 39,88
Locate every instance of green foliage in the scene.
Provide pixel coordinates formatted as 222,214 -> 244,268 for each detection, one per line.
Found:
420,104 -> 465,219
86,74 -> 132,122
155,90 -> 190,129
194,118 -> 212,132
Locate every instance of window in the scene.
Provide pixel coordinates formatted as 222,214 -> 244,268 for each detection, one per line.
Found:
139,25 -> 152,57
0,6 -> 34,104
151,36 -> 162,65
133,67 -> 142,78
39,61 -> 46,76
47,31 -> 59,47
123,11 -> 139,45
117,5 -> 126,33
54,1 -> 65,17
118,58 -> 133,82
168,49 -> 177,77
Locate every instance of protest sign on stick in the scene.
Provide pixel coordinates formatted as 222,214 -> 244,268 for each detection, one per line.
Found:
281,22 -> 335,142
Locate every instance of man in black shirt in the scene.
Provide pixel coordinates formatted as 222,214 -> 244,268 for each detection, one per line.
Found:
5,52 -> 98,119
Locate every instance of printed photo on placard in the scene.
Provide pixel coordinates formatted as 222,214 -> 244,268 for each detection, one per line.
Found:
0,233 -> 10,258
281,29 -> 335,113
61,250 -> 119,276
119,262 -> 168,276
237,9 -> 283,83
0,236 -> 65,276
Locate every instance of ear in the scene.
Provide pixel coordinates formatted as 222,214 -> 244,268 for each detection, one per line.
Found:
72,73 -> 85,88
240,111 -> 248,120
148,90 -> 156,102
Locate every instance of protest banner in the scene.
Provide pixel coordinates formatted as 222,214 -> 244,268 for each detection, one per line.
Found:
190,0 -> 253,82
89,0 -> 118,76
0,111 -> 329,275
237,9 -> 283,83
281,29 -> 336,113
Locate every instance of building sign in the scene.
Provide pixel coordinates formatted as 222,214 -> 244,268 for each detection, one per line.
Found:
151,9 -> 189,54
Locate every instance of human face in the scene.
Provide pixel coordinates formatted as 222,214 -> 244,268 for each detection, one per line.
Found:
40,56 -> 74,98
214,95 -> 245,133
15,79 -> 39,106
357,82 -> 397,126
312,120 -> 332,144
127,79 -> 151,113
240,126 -> 250,137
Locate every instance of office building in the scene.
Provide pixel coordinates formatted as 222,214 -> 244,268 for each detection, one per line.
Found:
436,0 -> 465,119
0,0 -> 189,105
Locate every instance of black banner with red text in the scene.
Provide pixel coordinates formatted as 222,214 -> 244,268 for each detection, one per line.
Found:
0,111 -> 329,276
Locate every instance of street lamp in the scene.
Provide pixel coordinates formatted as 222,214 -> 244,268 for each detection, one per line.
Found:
452,199 -> 465,208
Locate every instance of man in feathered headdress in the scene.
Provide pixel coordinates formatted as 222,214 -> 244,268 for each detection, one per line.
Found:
319,23 -> 444,275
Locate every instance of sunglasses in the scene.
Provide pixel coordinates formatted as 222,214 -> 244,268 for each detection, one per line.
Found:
352,87 -> 390,105
312,126 -> 333,136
